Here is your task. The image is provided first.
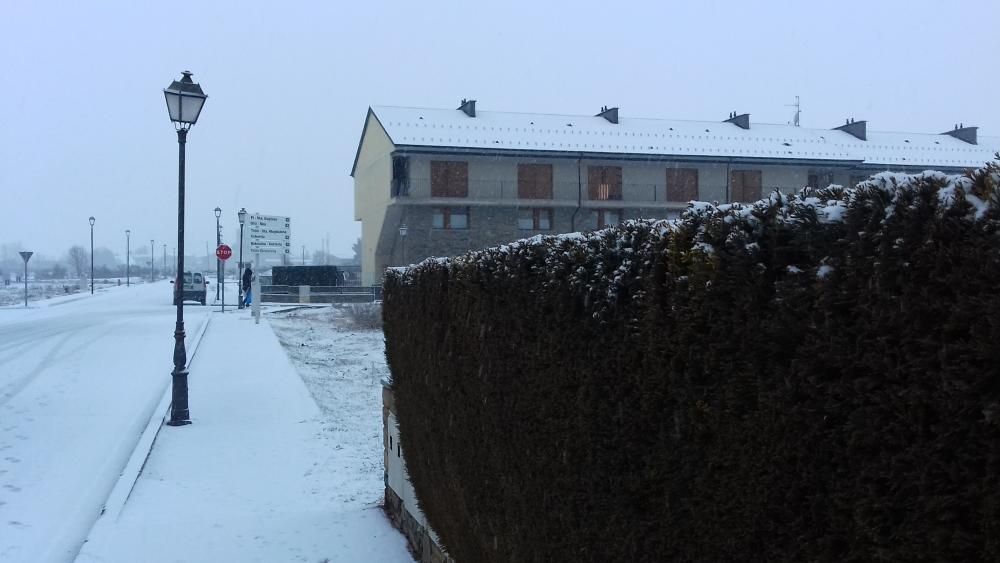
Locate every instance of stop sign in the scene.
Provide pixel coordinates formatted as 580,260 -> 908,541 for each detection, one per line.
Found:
216,244 -> 232,261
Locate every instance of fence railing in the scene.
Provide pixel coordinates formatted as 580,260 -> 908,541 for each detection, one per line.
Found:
259,285 -> 382,304
397,179 -> 692,204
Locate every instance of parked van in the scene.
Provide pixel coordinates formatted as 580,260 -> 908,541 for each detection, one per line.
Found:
172,271 -> 208,305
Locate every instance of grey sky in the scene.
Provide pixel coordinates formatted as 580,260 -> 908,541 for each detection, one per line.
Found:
2,0 -> 997,263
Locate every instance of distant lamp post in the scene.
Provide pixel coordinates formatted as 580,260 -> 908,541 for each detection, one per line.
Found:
237,207 -> 247,309
19,251 -> 33,307
89,216 -> 95,294
215,207 -> 222,301
125,229 -> 131,286
150,239 -> 155,281
163,70 -> 207,427
399,224 -> 408,265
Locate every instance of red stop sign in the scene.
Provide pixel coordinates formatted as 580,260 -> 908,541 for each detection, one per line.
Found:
216,244 -> 232,261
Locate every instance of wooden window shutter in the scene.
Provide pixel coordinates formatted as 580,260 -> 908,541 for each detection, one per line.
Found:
610,167 -> 622,200
518,164 -> 553,199
666,168 -> 698,201
588,167 -> 602,200
730,170 -> 744,202
450,162 -> 468,197
588,166 -> 622,200
431,161 -> 449,197
432,161 -> 468,197
744,170 -> 762,201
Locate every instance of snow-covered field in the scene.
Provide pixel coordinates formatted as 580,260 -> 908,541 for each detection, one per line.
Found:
0,280 -> 130,307
267,305 -> 390,512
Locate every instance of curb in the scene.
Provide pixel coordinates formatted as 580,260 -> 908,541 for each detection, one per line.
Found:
73,314 -> 213,561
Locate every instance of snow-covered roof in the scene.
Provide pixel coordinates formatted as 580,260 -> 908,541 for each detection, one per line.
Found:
369,105 -> 1000,169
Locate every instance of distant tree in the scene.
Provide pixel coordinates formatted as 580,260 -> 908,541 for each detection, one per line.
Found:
352,237 -> 362,264
50,263 -> 68,279
92,247 -> 118,268
67,246 -> 88,278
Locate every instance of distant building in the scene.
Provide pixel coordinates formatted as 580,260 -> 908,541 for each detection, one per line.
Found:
352,101 -> 999,285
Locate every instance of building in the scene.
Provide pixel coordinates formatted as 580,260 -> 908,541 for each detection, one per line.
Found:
352,101 -> 999,285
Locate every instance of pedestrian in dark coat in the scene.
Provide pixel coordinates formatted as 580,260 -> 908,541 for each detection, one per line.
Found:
242,265 -> 253,307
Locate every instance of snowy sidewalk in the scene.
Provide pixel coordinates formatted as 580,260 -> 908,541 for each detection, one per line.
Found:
76,309 -> 412,563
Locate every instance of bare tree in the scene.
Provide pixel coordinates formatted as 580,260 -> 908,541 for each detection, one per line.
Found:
67,246 -> 88,278
351,237 -> 362,265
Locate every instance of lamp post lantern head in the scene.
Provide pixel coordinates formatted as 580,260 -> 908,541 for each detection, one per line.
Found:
89,216 -> 95,226
237,208 -> 247,226
399,224 -> 408,238
125,229 -> 130,236
214,206 -> 222,219
163,71 -> 207,128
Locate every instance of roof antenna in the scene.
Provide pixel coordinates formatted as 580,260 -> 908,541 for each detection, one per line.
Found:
785,95 -> 801,127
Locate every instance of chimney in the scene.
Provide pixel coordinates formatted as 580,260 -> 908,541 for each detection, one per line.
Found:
596,106 -> 619,124
458,99 -> 476,117
941,124 -> 977,145
725,112 -> 750,130
834,118 -> 867,141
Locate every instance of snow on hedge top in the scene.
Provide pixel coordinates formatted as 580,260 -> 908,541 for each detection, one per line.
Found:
372,106 -> 1000,169
391,166 -> 998,285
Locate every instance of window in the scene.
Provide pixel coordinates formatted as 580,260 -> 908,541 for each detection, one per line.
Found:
808,172 -> 834,189
431,161 -> 468,198
391,156 -> 409,196
730,170 -> 762,202
595,209 -> 621,229
517,208 -> 553,230
518,164 -> 553,199
588,166 -> 622,200
666,168 -> 698,201
432,207 -> 469,229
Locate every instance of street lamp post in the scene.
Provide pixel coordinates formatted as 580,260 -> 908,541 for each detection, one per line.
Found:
399,224 -> 408,265
163,70 -> 207,427
125,229 -> 130,286
214,207 -> 222,301
237,208 -> 247,309
89,216 -> 95,294
150,240 -> 154,281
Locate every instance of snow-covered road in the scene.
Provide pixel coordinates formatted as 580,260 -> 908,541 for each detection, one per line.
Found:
0,282 -> 210,563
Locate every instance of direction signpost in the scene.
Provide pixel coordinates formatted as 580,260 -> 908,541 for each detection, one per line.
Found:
247,213 -> 291,263
216,244 -> 232,312
19,251 -> 32,307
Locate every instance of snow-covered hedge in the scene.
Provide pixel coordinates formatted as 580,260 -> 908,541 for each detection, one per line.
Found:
383,160 -> 1000,563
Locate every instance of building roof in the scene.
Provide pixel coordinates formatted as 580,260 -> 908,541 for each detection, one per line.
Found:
368,105 -> 1000,170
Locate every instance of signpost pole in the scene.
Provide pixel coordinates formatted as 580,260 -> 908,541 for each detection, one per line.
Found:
216,244 -> 233,313
19,252 -> 33,307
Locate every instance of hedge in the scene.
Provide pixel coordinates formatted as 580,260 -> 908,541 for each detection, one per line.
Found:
382,160 -> 1000,563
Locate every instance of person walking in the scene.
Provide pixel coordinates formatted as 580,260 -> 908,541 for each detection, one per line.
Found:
242,264 -> 254,307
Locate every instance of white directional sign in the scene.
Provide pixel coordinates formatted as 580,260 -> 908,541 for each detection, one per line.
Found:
248,213 -> 291,255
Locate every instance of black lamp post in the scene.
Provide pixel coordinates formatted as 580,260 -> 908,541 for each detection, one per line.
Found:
150,240 -> 155,281
125,229 -> 130,286
399,224 -> 408,265
214,207 -> 222,301
88,216 -> 96,293
164,70 -> 207,427
237,207 -> 247,309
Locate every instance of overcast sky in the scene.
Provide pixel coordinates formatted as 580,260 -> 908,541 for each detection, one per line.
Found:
2,0 -> 997,263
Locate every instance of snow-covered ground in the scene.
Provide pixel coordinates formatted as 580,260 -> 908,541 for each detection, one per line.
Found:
73,303 -> 411,563
0,279 -> 137,307
0,281 -> 210,563
267,305 -> 390,510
